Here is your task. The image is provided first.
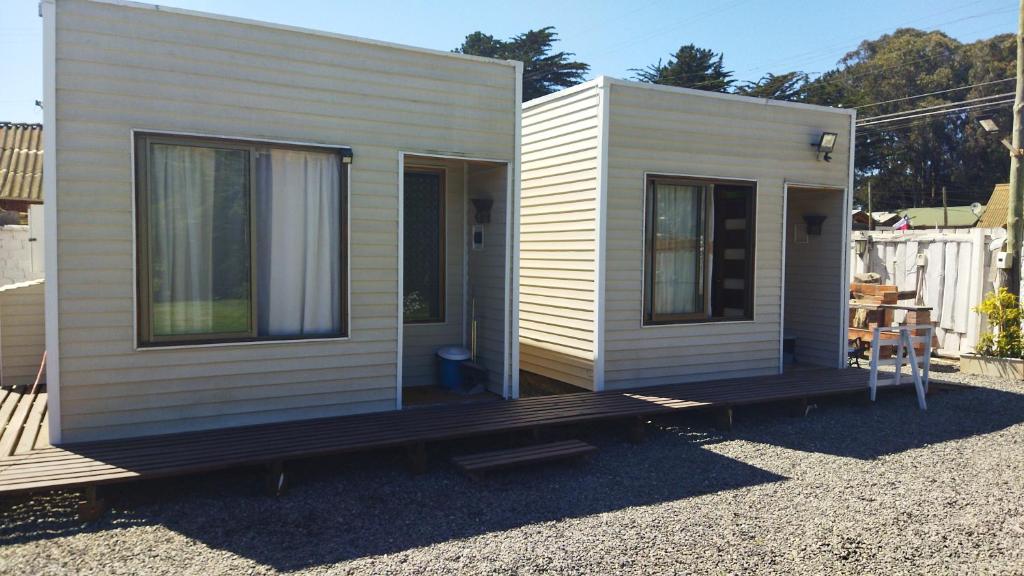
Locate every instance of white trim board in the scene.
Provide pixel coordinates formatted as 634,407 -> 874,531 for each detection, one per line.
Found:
510,60 -> 523,400
41,0 -> 61,444
592,78 -> 610,391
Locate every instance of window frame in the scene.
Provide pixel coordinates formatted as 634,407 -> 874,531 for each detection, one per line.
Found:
402,166 -> 447,325
642,174 -> 756,326
134,131 -> 349,347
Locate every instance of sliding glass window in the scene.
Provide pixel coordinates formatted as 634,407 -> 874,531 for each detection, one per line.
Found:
135,133 -> 347,346
643,176 -> 755,325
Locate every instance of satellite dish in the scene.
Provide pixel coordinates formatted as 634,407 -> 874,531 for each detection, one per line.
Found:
970,202 -> 983,216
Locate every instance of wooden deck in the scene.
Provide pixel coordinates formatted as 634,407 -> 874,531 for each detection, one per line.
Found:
0,387 -> 49,458
0,368 -> 889,497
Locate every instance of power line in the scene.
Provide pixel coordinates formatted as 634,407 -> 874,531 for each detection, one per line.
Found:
855,100 -> 1012,135
854,78 -> 1014,109
857,92 -> 1014,124
857,99 -> 1014,127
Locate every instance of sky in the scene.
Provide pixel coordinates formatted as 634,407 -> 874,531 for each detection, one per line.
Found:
0,0 -> 1017,122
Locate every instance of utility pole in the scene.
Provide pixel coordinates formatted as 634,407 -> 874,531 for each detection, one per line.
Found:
867,181 -> 873,231
942,186 -> 948,228
1008,0 -> 1024,296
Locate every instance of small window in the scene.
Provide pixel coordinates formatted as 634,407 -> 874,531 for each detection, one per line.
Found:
135,133 -> 348,346
403,169 -> 445,323
644,176 -> 755,325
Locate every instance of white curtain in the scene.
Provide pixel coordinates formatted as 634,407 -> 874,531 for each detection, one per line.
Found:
150,144 -> 217,335
257,148 -> 342,336
653,183 -> 703,315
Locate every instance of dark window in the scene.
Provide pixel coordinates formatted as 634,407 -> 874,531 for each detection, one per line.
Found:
403,169 -> 445,323
644,176 -> 755,325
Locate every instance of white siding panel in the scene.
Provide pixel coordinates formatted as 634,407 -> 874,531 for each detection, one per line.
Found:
53,0 -> 516,441
518,85 -> 601,390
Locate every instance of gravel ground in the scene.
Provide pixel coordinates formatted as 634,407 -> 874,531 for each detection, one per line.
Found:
1,362 -> 1023,575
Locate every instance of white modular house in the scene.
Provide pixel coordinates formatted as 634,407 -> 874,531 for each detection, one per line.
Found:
520,77 -> 854,392
42,0 -> 521,443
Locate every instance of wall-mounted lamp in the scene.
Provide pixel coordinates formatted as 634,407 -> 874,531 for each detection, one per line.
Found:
471,198 -> 493,224
803,213 -> 827,236
811,131 -> 838,162
340,148 -> 354,164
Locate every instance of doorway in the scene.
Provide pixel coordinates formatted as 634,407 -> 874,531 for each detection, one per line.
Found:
398,153 -> 513,408
782,185 -> 848,370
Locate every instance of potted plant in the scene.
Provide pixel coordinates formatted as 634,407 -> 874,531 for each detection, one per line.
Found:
961,287 -> 1024,380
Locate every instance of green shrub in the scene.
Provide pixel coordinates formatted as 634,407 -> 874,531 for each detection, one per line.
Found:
974,287 -> 1023,359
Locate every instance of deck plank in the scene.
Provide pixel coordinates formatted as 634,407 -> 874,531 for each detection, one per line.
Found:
15,393 -> 48,455
0,393 -> 35,458
0,368 -> 899,495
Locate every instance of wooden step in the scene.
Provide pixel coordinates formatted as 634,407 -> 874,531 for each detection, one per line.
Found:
452,440 -> 597,477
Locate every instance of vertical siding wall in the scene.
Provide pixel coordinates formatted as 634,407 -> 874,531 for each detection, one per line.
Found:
602,81 -> 851,389
53,0 -> 516,441
784,189 -> 845,368
402,158 -> 466,388
0,280 -> 46,388
467,163 -> 510,394
519,85 -> 601,390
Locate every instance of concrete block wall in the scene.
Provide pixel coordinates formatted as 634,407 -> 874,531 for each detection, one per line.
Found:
0,226 -> 42,287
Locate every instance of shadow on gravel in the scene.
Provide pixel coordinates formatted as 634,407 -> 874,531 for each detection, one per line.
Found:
3,379 -> 1020,569
0,425 -> 785,569
722,383 -> 1024,460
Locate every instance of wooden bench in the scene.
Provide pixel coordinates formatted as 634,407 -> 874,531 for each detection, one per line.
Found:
451,440 -> 597,478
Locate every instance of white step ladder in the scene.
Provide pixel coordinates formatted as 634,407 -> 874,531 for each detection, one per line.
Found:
868,324 -> 933,410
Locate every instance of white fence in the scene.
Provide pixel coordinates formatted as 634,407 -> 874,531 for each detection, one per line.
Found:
849,228 -> 1004,356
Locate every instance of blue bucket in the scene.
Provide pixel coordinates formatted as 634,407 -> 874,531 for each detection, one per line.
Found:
437,346 -> 471,390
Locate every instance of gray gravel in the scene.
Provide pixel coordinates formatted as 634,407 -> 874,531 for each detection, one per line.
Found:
1,361 -> 1023,575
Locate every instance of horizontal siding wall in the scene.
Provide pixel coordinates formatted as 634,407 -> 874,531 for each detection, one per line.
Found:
602,81 -> 850,390
0,281 -> 45,388
519,86 -> 600,390
784,188 -> 845,368
467,163 -> 510,394
53,0 -> 516,441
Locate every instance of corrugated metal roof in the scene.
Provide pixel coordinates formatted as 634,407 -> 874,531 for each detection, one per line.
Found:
977,183 -> 1008,228
0,123 -> 43,203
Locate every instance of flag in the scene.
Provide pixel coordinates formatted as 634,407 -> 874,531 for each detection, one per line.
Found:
892,216 -> 910,230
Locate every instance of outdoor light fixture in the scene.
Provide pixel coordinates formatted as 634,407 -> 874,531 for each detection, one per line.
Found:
812,131 -> 838,162
976,114 -> 1000,134
975,113 -> 1017,153
471,198 -> 493,224
803,213 -> 827,236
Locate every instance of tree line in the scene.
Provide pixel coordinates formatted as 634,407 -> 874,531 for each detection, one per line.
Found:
455,27 -> 1016,211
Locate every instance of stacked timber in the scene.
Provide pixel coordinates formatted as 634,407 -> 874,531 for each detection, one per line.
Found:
848,283 -> 932,358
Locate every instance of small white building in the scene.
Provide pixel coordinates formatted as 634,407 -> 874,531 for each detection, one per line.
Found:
42,0 -> 521,442
519,77 -> 855,391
